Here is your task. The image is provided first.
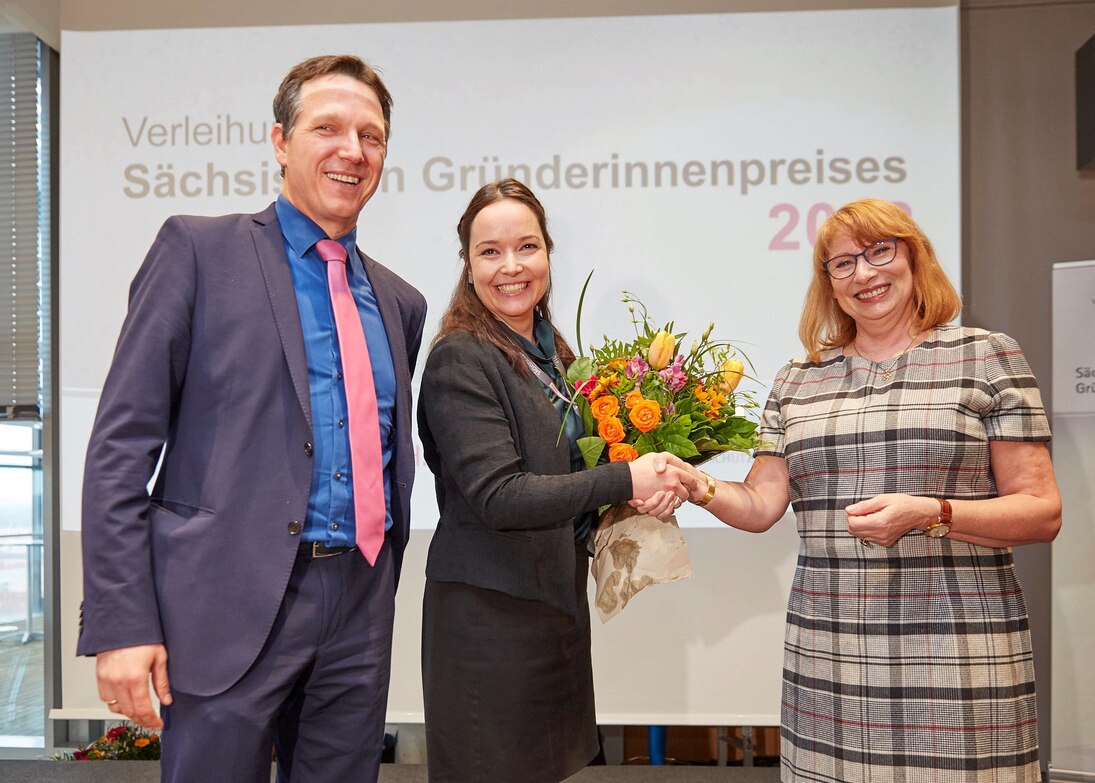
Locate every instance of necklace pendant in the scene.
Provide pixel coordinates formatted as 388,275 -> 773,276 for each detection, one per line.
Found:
882,370 -> 894,381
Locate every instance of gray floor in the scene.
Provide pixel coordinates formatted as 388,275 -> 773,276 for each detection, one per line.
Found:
0,761 -> 780,782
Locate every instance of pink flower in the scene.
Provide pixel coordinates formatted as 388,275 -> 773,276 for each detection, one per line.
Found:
658,355 -> 688,391
624,356 -> 649,379
575,376 -> 600,398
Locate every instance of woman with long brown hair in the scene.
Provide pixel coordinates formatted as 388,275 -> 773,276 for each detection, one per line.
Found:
417,179 -> 692,782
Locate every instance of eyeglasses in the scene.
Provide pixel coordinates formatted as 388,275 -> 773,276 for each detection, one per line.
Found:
822,238 -> 899,280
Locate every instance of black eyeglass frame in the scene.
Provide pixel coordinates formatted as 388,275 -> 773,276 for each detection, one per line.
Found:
821,237 -> 900,280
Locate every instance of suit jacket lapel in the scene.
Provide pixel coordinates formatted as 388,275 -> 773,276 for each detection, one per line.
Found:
361,250 -> 411,414
251,204 -> 312,430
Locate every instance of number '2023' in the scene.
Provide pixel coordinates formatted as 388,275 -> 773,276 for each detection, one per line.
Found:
769,201 -> 911,251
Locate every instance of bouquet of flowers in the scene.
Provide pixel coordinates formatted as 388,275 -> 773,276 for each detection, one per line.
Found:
55,722 -> 161,761
566,284 -> 763,621
566,293 -> 761,468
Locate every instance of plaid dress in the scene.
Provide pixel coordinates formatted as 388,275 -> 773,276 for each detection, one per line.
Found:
756,326 -> 1050,783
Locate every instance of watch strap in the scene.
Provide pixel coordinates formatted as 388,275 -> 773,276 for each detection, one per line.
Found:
925,498 -> 952,538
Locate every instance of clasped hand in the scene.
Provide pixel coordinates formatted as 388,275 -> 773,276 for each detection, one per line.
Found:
845,493 -> 933,547
626,452 -> 699,519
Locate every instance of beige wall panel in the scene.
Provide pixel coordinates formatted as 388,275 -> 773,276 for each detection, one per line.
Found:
0,0 -> 59,48
59,0 -> 951,31
962,2 -> 1095,773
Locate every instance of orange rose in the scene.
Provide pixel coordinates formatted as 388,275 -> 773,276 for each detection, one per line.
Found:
590,395 -> 620,421
597,416 -> 626,444
608,442 -> 639,462
624,390 -> 645,409
629,399 -> 662,433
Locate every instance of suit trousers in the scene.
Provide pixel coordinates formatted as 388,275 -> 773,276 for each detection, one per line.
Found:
160,540 -> 396,783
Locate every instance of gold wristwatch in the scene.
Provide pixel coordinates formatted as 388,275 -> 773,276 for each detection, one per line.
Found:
924,498 -> 952,538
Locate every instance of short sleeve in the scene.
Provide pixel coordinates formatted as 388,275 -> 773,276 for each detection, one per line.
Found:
982,331 -> 1051,442
754,362 -> 792,458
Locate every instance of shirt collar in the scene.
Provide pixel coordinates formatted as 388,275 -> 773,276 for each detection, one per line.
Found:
275,195 -> 358,261
504,316 -> 557,363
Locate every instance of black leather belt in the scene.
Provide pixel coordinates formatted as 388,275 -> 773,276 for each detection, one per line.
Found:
300,542 -> 358,559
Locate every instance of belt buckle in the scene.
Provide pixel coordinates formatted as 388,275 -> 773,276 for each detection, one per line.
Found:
304,543 -> 359,560
310,542 -> 345,559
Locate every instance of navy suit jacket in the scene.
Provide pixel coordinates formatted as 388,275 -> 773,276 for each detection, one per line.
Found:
77,203 -> 427,697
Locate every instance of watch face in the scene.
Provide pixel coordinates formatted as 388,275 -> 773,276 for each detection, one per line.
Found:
926,522 -> 951,539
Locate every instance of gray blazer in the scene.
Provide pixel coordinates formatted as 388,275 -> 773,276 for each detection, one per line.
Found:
78,203 -> 427,696
417,331 -> 632,615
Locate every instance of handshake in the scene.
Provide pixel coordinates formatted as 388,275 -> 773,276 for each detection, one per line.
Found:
625,452 -> 706,518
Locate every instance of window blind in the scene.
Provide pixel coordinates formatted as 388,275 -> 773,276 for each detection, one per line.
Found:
0,34 -> 44,420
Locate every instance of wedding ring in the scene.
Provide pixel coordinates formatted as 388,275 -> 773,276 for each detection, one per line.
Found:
106,699 -> 119,706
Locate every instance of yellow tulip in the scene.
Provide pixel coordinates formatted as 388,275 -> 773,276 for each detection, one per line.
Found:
718,358 -> 745,392
646,330 -> 675,370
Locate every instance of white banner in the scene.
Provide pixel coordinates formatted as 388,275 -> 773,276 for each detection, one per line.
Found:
1051,260 -> 1095,779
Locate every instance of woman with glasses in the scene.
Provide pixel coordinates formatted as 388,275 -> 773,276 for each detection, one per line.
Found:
649,198 -> 1061,782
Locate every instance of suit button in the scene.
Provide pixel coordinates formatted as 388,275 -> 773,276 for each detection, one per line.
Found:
304,442 -> 314,457
287,520 -> 302,535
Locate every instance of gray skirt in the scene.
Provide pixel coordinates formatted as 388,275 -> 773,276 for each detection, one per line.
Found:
421,543 -> 598,783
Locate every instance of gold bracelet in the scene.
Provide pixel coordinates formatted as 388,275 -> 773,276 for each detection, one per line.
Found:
694,471 -> 716,507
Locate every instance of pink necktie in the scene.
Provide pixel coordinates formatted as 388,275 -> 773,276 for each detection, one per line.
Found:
316,239 -> 386,565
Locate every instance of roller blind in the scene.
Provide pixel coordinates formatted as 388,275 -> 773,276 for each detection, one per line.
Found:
0,34 -> 44,421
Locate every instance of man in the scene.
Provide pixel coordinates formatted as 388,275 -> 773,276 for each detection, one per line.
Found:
77,55 -> 426,782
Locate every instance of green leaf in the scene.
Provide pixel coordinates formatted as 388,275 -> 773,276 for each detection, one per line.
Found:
634,433 -> 657,455
714,417 -> 758,438
578,436 -> 607,469
574,393 -> 596,436
567,356 -> 594,385
663,434 -> 701,459
575,270 -> 595,357
663,414 -> 692,440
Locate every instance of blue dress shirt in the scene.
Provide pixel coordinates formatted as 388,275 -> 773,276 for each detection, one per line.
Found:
276,196 -> 397,545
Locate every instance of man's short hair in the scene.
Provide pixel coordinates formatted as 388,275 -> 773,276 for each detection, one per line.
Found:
273,54 -> 393,142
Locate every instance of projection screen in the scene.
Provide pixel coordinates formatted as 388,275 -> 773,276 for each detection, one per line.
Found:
56,7 -> 959,723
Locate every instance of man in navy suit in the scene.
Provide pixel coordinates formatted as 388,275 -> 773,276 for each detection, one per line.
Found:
78,55 -> 426,782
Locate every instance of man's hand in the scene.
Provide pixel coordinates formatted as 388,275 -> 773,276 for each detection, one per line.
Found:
96,644 -> 172,729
